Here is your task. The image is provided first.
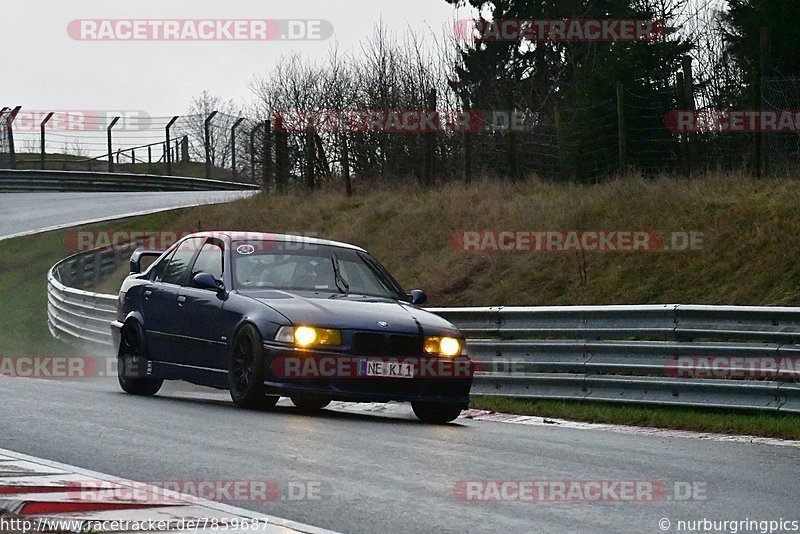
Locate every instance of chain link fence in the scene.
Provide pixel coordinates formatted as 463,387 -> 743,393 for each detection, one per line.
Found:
4,78 -> 800,188
762,76 -> 800,177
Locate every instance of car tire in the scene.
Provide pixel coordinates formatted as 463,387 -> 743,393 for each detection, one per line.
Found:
411,401 -> 463,424
118,322 -> 163,397
290,395 -> 331,413
228,324 -> 279,410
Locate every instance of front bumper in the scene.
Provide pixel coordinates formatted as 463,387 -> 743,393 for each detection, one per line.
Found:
260,342 -> 474,407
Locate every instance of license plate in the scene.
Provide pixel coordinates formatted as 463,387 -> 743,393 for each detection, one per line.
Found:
360,360 -> 414,379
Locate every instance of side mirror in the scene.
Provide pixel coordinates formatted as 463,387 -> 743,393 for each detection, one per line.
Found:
407,289 -> 427,305
130,249 -> 164,274
193,272 -> 224,292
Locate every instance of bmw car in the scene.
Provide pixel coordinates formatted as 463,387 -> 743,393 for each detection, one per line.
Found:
111,231 -> 473,423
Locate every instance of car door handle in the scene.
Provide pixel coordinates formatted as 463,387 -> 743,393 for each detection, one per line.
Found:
177,296 -> 187,305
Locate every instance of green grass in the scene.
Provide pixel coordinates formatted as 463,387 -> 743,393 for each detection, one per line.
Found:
469,396 -> 800,440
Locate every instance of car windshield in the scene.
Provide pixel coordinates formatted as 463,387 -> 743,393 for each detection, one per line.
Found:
232,240 -> 406,300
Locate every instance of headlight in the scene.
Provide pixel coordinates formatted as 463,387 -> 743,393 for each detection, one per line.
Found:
274,326 -> 342,347
424,336 -> 462,357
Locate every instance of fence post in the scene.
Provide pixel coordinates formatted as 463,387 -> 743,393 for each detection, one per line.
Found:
40,112 -> 54,170
553,105 -> 568,177
423,88 -> 437,187
616,82 -> 627,172
274,114 -> 288,192
756,27 -> 770,178
262,120 -> 271,190
6,106 -> 21,170
505,91 -> 519,181
462,102 -> 472,184
231,118 -> 245,178
181,136 -> 189,162
341,132 -> 352,196
107,116 -> 120,173
148,145 -> 152,164
682,56 -> 696,173
165,116 -> 179,176
249,126 -> 257,183
304,114 -> 316,190
204,111 -> 218,180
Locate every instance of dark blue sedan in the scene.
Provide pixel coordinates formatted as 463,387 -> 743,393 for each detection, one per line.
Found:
111,231 -> 473,423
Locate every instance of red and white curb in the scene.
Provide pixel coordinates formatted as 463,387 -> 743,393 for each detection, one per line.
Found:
0,448 -> 337,533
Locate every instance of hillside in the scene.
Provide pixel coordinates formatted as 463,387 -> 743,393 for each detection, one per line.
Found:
148,172 -> 800,308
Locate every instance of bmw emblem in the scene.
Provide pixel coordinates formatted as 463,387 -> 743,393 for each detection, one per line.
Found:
377,321 -> 389,328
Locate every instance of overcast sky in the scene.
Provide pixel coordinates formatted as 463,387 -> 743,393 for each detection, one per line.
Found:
6,0 -> 469,117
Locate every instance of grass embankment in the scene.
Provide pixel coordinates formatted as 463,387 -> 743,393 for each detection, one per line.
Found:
158,173 -> 800,307
4,172 -> 800,438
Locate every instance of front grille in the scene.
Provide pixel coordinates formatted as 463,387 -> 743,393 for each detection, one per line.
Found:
351,332 -> 422,357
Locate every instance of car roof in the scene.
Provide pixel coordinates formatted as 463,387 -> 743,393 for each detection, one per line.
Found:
185,231 -> 367,252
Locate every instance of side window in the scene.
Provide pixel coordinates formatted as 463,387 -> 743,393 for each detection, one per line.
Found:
191,242 -> 224,281
161,237 -> 205,286
149,250 -> 175,282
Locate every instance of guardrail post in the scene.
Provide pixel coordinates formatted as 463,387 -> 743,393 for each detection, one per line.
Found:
40,112 -> 54,170
92,252 -> 104,287
204,111 -> 218,179
75,257 -> 85,287
107,116 -> 120,173
231,118 -> 245,178
6,106 -> 21,170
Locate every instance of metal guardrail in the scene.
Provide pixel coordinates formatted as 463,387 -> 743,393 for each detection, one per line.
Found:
47,248 -> 800,413
47,247 -> 129,347
1,169 -> 259,192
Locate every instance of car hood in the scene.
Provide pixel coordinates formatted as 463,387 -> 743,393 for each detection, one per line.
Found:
238,290 -> 459,335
